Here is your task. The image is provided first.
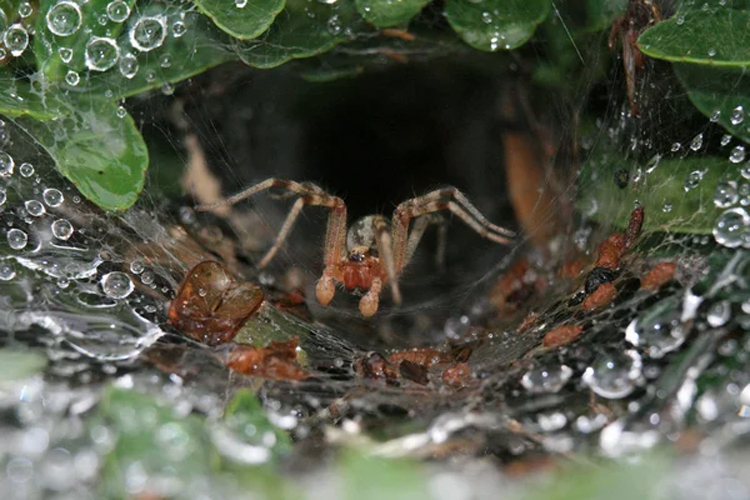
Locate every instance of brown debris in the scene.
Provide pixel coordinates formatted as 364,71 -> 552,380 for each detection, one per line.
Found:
560,259 -> 584,279
582,282 -> 617,311
226,337 -> 308,380
624,205 -> 645,250
641,262 -> 677,291
387,348 -> 451,368
441,362 -> 473,389
542,324 -> 583,349
168,261 -> 264,345
595,232 -> 626,270
381,28 -> 416,41
489,259 -> 537,311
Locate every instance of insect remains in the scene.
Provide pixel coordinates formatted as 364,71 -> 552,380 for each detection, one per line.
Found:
197,179 -> 514,317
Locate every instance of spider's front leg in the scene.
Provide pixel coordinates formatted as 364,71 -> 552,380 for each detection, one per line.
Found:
316,267 -> 336,307
359,277 -> 382,317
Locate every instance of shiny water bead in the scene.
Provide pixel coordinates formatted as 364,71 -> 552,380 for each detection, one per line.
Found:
0,151 -> 14,177
46,1 -> 82,36
0,261 -> 16,280
100,271 -> 134,299
130,15 -> 167,52
18,2 -> 33,18
714,181 -> 739,208
106,0 -> 131,22
713,207 -> 749,248
3,24 -> 29,57
24,200 -> 45,217
51,219 -> 74,240
85,36 -> 120,71
65,70 -> 80,86
730,105 -> 745,125
730,145 -> 746,164
0,188 -> 6,206
118,53 -> 138,79
7,228 -> 28,250
582,350 -> 642,399
58,47 -> 73,63
521,364 -> 573,394
171,20 -> 187,38
625,297 -> 687,358
43,188 -> 64,207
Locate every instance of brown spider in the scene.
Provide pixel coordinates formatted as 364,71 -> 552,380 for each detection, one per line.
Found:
198,179 -> 514,317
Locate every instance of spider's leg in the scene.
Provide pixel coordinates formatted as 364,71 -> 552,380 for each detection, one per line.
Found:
413,201 -> 514,245
433,187 -> 516,238
317,197 -> 347,307
372,216 -> 400,305
404,214 -> 447,270
257,197 -> 306,268
359,277 -> 383,317
195,178 -> 326,211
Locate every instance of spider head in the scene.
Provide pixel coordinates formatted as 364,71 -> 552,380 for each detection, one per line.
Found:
346,215 -> 386,260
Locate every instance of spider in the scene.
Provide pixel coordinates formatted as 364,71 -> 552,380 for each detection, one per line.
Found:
197,179 -> 515,317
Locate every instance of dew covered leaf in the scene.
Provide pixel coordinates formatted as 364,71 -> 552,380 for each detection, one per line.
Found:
194,0 -> 284,39
673,63 -> 750,145
638,4 -> 750,67
223,389 -> 292,458
236,0 -> 365,69
16,98 -> 149,211
0,70 -> 65,120
444,0 -> 550,52
69,7 -> 235,100
0,349 -> 48,381
354,0 -> 429,28
95,386 -> 217,498
577,155 -> 735,234
35,0 -> 137,80
340,451 -> 429,500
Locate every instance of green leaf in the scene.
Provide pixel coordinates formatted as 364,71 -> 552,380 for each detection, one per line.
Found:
195,0 -> 285,39
444,0 -> 550,52
223,389 -> 292,459
0,70 -> 65,120
340,451 -> 429,500
16,99 -> 148,211
0,349 -> 47,381
354,0 -> 429,28
236,0 -> 365,69
35,0 -> 137,80
638,4 -> 750,66
577,155 -> 736,234
673,63 -> 750,144
82,9 -> 235,100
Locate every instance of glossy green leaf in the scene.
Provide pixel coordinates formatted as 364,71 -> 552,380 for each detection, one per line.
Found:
16,99 -> 149,211
673,63 -> 750,144
0,70 -> 65,120
236,0 -> 365,69
195,0 -> 284,39
444,0 -> 550,52
0,350 -> 47,381
35,0 -> 137,80
82,9 -> 235,100
638,5 -> 750,66
340,451 -> 429,500
577,155 -> 736,234
354,0 -> 429,28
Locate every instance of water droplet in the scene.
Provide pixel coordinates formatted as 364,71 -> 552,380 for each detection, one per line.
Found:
714,181 -> 739,208
46,1 -> 82,36
51,218 -> 74,240
24,200 -> 45,217
326,15 -> 342,36
140,270 -> 154,285
0,150 -> 15,177
116,105 -> 127,118
730,106 -> 747,127
19,162 -> 34,177
625,297 -> 687,358
444,315 -> 470,340
730,145 -> 746,163
159,54 -> 171,68
521,364 -> 573,394
43,188 -> 64,207
670,142 -> 681,152
742,164 -> 750,180
708,48 -> 717,57
721,134 -> 733,146
0,188 -> 6,206
684,170 -> 704,191
129,259 -> 145,274
690,133 -> 703,151
18,2 -> 33,18
235,0 -> 248,7
101,271 -> 134,299
481,11 -> 492,23
713,207 -> 749,248
118,53 -> 138,79
85,36 -> 120,71
65,70 -> 80,86
710,109 -> 721,122
161,83 -> 174,95
130,15 -> 167,52
106,0 -> 131,23
58,47 -> 73,63
582,350 -> 642,399
7,228 -> 28,250
4,24 -> 29,57
662,201 -> 673,213
171,20 -> 187,38
707,300 -> 731,327
0,261 -> 16,280
675,15 -> 685,25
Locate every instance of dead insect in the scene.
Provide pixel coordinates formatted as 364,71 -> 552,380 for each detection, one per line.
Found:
198,179 -> 514,317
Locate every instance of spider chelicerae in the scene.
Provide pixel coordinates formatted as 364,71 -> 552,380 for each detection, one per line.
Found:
198,179 -> 515,317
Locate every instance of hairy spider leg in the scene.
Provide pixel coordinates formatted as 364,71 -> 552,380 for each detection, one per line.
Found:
404,214 -> 447,270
